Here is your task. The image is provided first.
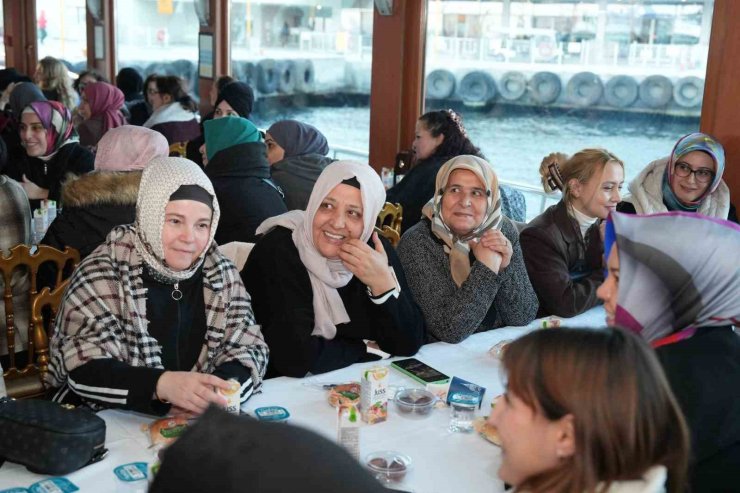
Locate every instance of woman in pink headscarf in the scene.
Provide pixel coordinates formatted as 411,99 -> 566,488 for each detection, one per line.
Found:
41,125 -> 169,259
77,81 -> 126,148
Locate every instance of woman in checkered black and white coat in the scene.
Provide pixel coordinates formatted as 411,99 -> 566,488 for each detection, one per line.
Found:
46,157 -> 269,416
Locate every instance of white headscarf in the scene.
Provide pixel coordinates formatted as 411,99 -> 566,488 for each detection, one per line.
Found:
256,160 -> 386,339
134,157 -> 220,282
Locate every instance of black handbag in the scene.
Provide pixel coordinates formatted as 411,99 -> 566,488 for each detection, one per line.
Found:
0,397 -> 108,475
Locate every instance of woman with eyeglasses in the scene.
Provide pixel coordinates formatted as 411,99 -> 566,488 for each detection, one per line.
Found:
617,132 -> 738,223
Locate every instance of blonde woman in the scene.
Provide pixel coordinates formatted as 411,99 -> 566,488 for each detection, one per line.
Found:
519,149 -> 624,318
34,56 -> 77,111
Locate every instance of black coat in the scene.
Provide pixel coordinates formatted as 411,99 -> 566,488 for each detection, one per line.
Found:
656,326 -> 740,492
21,142 -> 94,205
40,170 -> 141,259
386,154 -> 450,234
243,226 -> 426,378
520,200 -> 604,318
204,142 -> 287,244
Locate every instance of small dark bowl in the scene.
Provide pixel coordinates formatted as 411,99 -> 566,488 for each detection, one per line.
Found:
393,388 -> 437,418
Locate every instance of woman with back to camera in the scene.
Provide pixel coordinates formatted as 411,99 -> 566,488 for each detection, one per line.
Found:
597,211 -> 740,491
618,132 -> 737,223
18,100 -> 94,205
489,327 -> 689,493
397,155 -> 538,343
520,149 -> 624,318
46,157 -> 269,415
242,160 -> 425,378
143,75 -> 200,145
33,56 -> 77,111
265,119 -> 334,210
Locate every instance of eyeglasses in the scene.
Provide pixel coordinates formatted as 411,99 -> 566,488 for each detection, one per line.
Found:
147,88 -> 159,95
674,162 -> 715,183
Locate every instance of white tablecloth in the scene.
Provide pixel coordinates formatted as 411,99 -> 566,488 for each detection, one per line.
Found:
0,307 -> 606,492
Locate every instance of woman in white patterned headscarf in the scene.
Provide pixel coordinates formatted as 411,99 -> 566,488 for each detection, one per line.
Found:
243,160 -> 425,378
397,155 -> 538,343
598,211 -> 740,491
47,157 -> 268,416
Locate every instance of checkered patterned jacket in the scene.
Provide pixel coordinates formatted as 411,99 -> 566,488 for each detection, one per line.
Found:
46,225 -> 269,395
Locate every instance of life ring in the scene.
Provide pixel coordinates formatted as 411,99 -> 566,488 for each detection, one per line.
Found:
498,71 -> 527,101
293,60 -> 316,93
426,69 -> 456,99
566,72 -> 603,106
459,71 -> 496,106
604,75 -> 638,108
276,60 -> 296,94
673,76 -> 704,108
639,75 -> 673,108
529,71 -> 561,104
145,62 -> 172,77
256,59 -> 278,94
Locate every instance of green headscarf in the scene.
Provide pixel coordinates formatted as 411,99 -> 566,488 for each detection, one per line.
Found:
203,116 -> 261,162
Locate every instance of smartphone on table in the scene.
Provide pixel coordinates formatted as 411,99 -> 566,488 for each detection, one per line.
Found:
390,358 -> 450,385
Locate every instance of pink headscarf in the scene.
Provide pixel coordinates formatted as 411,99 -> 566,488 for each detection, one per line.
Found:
94,125 -> 169,171
84,81 -> 125,134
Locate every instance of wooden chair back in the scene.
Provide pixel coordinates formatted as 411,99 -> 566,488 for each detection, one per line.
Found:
375,202 -> 404,247
169,141 -> 188,157
393,150 -> 415,186
1,245 -> 79,397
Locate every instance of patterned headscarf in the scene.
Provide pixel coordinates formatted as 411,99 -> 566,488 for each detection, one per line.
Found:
663,132 -> 725,211
604,212 -> 740,346
256,160 -> 385,339
95,125 -> 169,171
134,157 -> 220,282
22,100 -> 76,156
83,81 -> 126,135
422,155 -> 502,287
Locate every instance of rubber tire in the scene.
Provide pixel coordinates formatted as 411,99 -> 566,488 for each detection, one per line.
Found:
566,71 -> 603,106
604,75 -> 639,108
673,76 -> 704,108
529,71 -> 561,105
639,75 -> 673,108
426,69 -> 456,99
498,71 -> 527,101
294,60 -> 315,93
277,60 -> 296,94
256,59 -> 278,94
459,70 -> 496,105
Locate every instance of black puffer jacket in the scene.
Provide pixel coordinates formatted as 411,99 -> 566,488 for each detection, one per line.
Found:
41,170 -> 141,259
21,142 -> 94,205
205,142 -> 287,244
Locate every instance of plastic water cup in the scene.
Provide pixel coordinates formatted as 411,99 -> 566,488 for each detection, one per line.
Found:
448,393 -> 478,433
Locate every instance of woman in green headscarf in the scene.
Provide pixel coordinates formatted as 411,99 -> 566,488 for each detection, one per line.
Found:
201,116 -> 287,244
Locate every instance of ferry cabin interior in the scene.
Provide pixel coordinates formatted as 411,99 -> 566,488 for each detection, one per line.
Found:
1,0 -> 738,203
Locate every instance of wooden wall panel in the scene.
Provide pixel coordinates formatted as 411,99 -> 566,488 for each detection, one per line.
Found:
700,0 -> 740,200
2,0 -> 37,76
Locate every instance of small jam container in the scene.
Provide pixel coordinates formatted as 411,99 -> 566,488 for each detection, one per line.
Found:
254,406 -> 290,423
365,451 -> 412,483
393,388 -> 437,418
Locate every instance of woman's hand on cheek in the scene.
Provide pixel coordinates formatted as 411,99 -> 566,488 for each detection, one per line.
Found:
339,232 -> 396,295
479,230 -> 512,270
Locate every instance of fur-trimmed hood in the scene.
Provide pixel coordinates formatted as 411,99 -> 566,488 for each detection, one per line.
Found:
61,170 -> 142,208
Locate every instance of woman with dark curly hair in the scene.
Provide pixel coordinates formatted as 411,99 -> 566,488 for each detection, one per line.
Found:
143,75 -> 200,144
386,109 -> 482,233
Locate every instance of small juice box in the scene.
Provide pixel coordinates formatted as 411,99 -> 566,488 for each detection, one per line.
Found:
361,366 -> 389,424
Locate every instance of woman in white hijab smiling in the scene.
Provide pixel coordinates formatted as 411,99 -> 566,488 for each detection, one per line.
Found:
243,160 -> 426,378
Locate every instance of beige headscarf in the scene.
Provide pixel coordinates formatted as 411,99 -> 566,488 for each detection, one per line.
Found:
256,160 -> 386,339
134,157 -> 220,282
422,155 -> 502,287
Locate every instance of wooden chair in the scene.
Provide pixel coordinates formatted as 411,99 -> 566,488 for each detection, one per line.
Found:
393,150 -> 415,186
169,141 -> 188,157
375,202 -> 404,247
1,245 -> 80,398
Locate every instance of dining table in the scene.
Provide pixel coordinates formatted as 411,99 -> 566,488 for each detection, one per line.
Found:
0,307 -> 606,492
